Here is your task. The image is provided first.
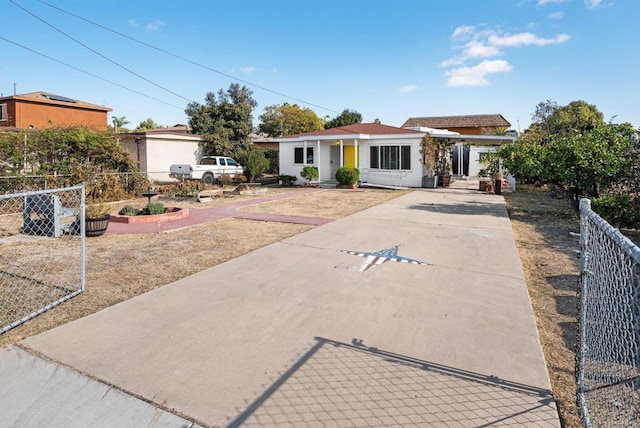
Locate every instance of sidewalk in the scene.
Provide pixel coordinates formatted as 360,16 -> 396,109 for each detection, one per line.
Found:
2,187 -> 559,427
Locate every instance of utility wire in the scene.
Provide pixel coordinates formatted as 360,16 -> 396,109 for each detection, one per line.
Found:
0,35 -> 184,110
38,0 -> 341,115
10,0 -> 194,104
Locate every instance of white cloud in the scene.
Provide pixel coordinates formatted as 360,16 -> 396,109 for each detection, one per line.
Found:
128,19 -> 138,27
464,40 -> 503,58
585,0 -> 613,8
146,20 -> 165,31
397,85 -> 418,93
537,0 -> 567,5
441,24 -> 569,86
241,66 -> 257,74
452,25 -> 475,39
489,32 -> 570,47
445,60 -> 513,87
549,11 -> 564,19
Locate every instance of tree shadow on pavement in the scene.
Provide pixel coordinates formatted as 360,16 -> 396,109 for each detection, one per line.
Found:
408,200 -> 506,218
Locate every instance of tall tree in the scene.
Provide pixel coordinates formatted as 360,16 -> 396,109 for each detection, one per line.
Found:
548,100 -> 604,136
530,99 -> 559,137
135,118 -> 161,131
258,103 -> 323,136
111,116 -> 130,133
325,109 -> 363,129
186,83 -> 257,158
529,99 -> 604,137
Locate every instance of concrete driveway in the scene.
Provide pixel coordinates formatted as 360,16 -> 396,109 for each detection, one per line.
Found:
2,188 -> 559,427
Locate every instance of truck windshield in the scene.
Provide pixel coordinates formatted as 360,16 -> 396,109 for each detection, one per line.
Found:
227,158 -> 238,166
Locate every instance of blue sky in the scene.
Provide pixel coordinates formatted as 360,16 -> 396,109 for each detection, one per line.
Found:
1,0 -> 637,132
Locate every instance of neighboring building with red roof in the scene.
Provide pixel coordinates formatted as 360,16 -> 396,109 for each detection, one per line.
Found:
402,114 -> 511,135
0,91 -> 112,130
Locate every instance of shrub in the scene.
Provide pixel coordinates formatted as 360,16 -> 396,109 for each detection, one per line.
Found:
279,174 -> 297,186
300,166 -> 319,185
118,205 -> 139,216
85,203 -> 111,218
239,148 -> 269,182
591,195 -> 640,229
220,173 -> 233,186
142,201 -> 168,215
335,167 -> 359,185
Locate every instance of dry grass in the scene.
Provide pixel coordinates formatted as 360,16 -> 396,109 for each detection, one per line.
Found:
0,188 -> 406,347
0,184 -> 588,427
504,184 -> 582,428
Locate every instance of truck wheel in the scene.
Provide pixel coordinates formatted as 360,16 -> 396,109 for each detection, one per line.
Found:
201,173 -> 215,185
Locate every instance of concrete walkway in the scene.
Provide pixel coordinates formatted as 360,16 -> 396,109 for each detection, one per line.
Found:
1,186 -> 559,427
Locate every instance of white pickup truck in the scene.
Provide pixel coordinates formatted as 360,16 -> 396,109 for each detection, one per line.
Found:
169,156 -> 244,184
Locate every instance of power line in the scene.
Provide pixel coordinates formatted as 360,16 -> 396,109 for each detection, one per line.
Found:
38,0 -> 342,115
0,35 -> 184,110
10,0 -> 194,104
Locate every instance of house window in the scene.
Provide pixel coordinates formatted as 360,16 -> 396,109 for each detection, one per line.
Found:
370,145 -> 411,170
294,147 -> 314,164
0,103 -> 7,121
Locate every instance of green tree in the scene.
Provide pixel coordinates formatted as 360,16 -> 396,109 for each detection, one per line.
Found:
238,146 -> 269,182
325,109 -> 363,129
500,123 -> 635,211
529,99 -> 559,137
547,100 -> 604,136
186,83 -> 257,159
258,103 -> 323,136
111,116 -> 130,133
135,118 -> 161,131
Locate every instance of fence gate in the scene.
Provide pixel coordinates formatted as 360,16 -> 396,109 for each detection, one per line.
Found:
0,185 -> 85,334
577,198 -> 640,427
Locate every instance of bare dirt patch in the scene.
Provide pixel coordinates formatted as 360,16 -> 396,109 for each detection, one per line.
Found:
0,188 -> 407,347
504,184 -> 582,428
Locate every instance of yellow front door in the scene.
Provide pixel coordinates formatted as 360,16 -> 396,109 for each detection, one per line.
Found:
344,146 -> 359,169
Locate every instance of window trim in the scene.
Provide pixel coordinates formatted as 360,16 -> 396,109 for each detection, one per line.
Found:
0,103 -> 7,122
294,146 -> 314,164
369,145 -> 412,170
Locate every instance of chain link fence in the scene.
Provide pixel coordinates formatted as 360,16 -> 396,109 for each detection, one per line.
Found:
577,198 -> 640,427
0,185 -> 85,334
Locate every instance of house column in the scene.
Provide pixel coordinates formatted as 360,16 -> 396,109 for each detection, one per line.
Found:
303,140 -> 307,165
317,140 -> 321,181
339,140 -> 344,167
354,138 -> 359,169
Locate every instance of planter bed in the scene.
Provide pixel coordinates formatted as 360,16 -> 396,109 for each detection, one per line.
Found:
110,207 -> 189,224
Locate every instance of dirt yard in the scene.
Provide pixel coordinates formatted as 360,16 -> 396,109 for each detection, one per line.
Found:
504,184 -> 582,428
1,184 -> 585,427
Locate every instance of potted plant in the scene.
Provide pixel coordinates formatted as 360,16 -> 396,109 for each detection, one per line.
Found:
481,152 -> 502,194
435,138 -> 452,187
335,167 -> 359,189
478,168 -> 491,191
420,134 -> 438,188
85,202 -> 111,237
300,166 -> 319,186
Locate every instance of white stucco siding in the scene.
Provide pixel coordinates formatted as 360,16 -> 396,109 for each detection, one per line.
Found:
360,137 -> 423,188
468,145 -> 497,177
146,137 -> 200,182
